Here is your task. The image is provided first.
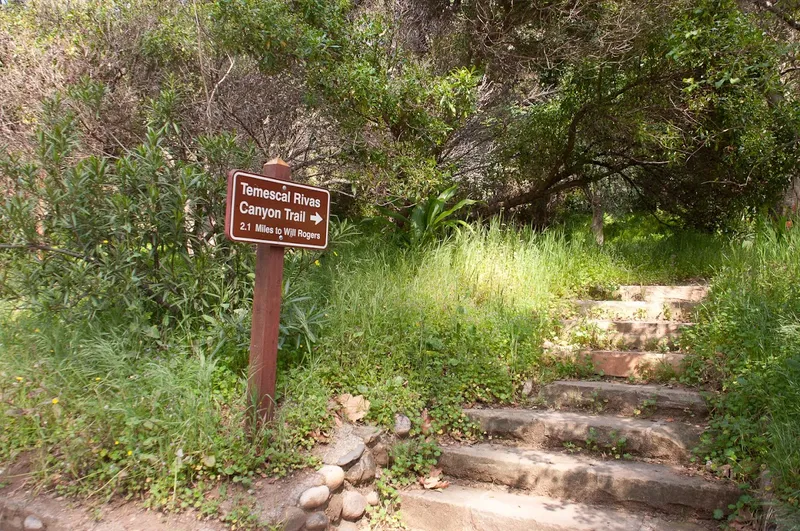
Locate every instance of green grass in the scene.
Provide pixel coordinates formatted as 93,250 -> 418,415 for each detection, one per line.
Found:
680,223 -> 800,526
1,215 -> 798,524
0,309 -> 327,511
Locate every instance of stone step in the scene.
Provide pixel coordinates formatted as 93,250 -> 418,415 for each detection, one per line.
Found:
615,285 -> 708,303
569,300 -> 697,321
400,485 -> 709,531
554,349 -> 686,378
542,380 -> 709,418
437,444 -> 739,518
465,408 -> 702,462
561,320 -> 690,349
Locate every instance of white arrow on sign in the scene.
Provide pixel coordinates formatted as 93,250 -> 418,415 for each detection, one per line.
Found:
311,212 -> 323,225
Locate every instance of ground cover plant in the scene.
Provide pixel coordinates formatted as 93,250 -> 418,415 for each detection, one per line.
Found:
1,94 -> 798,524
3,150 -> 796,523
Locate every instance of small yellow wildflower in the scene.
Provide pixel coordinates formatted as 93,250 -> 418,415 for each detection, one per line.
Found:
34,328 -> 40,333
102,240 -> 109,244
115,440 -> 119,445
333,251 -> 338,256
95,377 -> 101,381
51,398 -> 59,405
15,376 -> 23,382
314,260 -> 321,266
127,450 -> 133,456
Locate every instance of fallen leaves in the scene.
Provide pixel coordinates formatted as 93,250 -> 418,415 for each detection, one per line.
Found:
420,408 -> 432,435
336,393 -> 371,423
419,467 -> 449,490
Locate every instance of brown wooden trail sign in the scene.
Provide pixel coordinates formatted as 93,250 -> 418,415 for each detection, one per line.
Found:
224,159 -> 330,424
225,168 -> 330,249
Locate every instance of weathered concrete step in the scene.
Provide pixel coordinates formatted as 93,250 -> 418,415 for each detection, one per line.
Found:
570,300 -> 697,321
555,349 -> 686,378
561,320 -> 690,349
616,285 -> 708,303
400,485 -> 709,531
465,408 -> 702,461
438,444 -> 739,518
542,380 -> 709,418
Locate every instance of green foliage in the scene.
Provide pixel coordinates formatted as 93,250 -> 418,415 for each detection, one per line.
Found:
0,309 -> 322,510
681,222 -> 800,521
2,0 -> 800,523
208,0 -> 482,201
492,0 -> 799,227
2,96 -> 249,319
0,92 -> 341,510
387,439 -> 441,485
377,185 -> 476,247
4,0 -> 797,226
210,0 -> 336,72
655,0 -> 799,225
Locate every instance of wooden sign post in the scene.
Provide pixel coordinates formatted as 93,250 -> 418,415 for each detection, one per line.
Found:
225,159 -> 330,423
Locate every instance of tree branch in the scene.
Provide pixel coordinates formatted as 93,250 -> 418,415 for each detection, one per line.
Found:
481,164 -> 628,216
752,0 -> 800,31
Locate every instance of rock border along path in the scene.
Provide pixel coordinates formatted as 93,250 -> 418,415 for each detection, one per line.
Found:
401,285 -> 740,530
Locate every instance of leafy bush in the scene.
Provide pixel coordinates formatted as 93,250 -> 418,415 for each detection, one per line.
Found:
0,93 -> 344,508
377,184 -> 476,247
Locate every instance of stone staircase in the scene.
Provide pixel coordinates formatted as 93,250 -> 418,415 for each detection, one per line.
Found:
400,285 -> 739,530
555,284 -> 706,378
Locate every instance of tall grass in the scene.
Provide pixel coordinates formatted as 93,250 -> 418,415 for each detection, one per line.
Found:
2,215 -> 797,520
300,222 -> 607,431
299,218 -> 728,431
0,308 -> 328,508
684,224 -> 800,525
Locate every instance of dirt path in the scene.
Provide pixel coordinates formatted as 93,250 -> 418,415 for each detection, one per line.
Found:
0,456 -> 321,531
0,488 -> 226,531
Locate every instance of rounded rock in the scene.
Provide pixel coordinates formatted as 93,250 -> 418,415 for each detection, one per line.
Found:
341,490 -> 367,521
365,490 -> 379,506
305,511 -> 329,531
337,522 -> 359,531
318,464 -> 345,491
372,443 -> 389,467
394,414 -> 411,438
309,473 -> 326,487
24,515 -> 45,531
299,485 -> 330,510
522,379 -> 534,396
326,492 -> 344,524
280,506 -> 306,531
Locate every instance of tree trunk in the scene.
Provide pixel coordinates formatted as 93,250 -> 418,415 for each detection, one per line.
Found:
584,184 -> 604,245
782,175 -> 800,215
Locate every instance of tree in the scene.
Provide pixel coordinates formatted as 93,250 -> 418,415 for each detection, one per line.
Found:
475,0 -> 798,228
1,0 -> 797,228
